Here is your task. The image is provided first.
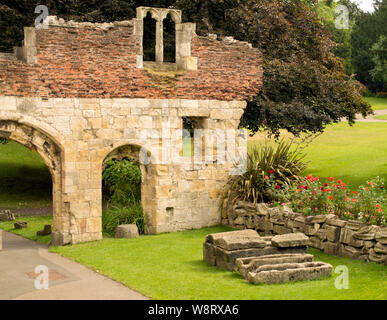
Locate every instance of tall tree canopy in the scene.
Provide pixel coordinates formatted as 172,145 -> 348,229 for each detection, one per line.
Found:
351,0 -> 387,93
0,0 -> 371,137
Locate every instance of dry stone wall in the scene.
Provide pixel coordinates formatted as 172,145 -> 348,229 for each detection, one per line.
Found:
224,201 -> 387,265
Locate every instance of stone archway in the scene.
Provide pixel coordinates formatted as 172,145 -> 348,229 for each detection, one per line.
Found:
0,120 -> 64,243
102,144 -> 158,234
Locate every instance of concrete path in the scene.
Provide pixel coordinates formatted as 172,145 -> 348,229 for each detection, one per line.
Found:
354,108 -> 387,122
0,230 -> 148,300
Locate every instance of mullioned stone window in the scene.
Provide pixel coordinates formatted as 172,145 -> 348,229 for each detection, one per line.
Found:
134,7 -> 198,71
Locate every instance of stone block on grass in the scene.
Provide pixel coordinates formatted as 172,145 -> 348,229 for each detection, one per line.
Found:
115,224 -> 139,239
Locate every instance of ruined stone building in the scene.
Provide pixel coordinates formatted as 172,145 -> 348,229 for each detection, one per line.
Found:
0,7 -> 262,245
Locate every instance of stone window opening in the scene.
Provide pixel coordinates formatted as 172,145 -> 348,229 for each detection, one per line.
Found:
182,116 -> 207,158
163,13 -> 176,63
143,12 -> 157,62
135,7 -> 198,71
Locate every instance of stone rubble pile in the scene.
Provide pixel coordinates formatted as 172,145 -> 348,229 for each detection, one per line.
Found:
224,201 -> 387,265
203,230 -> 333,284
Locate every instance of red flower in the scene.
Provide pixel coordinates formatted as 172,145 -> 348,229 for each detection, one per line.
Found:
276,185 -> 281,189
376,204 -> 381,208
321,187 -> 325,192
337,179 -> 342,184
269,170 -> 273,174
329,177 -> 334,181
324,183 -> 328,187
382,185 -> 385,189
329,196 -> 333,200
265,176 -> 270,180
327,188 -> 331,192
352,198 -> 356,203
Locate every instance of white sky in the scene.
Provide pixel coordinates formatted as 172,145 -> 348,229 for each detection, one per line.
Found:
354,0 -> 375,12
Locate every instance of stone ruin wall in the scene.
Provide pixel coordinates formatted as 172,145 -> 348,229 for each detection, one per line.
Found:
225,201 -> 387,265
0,8 -> 263,245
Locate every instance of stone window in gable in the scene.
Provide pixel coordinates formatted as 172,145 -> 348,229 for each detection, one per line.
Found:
135,7 -> 197,71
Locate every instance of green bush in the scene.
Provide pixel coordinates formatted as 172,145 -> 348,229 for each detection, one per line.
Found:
102,202 -> 145,236
221,140 -> 308,208
102,159 -> 141,205
102,159 -> 145,235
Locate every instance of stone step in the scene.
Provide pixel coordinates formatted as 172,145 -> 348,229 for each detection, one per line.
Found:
247,261 -> 333,284
236,253 -> 314,279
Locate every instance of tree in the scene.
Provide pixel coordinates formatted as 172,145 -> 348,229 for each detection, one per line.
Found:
370,35 -> 387,91
0,0 -> 371,137
351,0 -> 387,92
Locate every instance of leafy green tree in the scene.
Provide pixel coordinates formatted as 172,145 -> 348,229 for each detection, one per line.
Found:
351,0 -> 387,92
370,35 -> 387,91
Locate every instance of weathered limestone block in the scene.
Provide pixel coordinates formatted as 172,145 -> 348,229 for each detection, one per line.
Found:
326,225 -> 341,242
340,244 -> 362,259
305,215 -> 327,224
247,261 -> 333,284
256,203 -> 269,216
294,216 -> 306,230
203,230 -> 307,271
364,240 -> 376,249
315,228 -> 327,241
14,222 -> 27,229
353,225 -> 378,240
304,224 -> 319,236
326,217 -> 347,228
212,230 -> 266,251
345,220 -> 366,231
236,253 -> 314,279
115,224 -> 139,239
340,228 -> 364,247
323,241 -> 340,256
273,224 -> 292,235
374,242 -> 387,254
205,243 -> 306,271
271,233 -> 309,248
369,249 -> 387,264
0,210 -> 15,222
309,236 -> 324,250
375,228 -> 387,244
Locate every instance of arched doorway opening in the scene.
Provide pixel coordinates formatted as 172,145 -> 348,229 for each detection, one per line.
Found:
102,144 -> 154,236
0,120 -> 63,242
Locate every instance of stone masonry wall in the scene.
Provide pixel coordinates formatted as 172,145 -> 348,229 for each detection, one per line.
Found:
0,19 -> 262,100
0,8 -> 263,245
225,201 -> 387,265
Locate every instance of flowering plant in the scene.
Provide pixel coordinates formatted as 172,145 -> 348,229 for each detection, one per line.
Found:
287,175 -> 386,226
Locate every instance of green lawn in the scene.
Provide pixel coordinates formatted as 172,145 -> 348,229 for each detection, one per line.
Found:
1,217 -> 385,300
364,97 -> 387,110
374,114 -> 387,120
0,215 -> 52,245
250,121 -> 387,189
0,141 -> 52,209
364,97 -> 387,111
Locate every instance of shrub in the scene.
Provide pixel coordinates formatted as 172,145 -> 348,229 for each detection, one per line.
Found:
102,159 -> 141,205
102,159 -> 145,235
102,202 -> 145,236
290,175 -> 386,226
221,140 -> 308,208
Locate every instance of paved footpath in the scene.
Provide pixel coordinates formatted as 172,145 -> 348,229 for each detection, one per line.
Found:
0,230 -> 148,300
